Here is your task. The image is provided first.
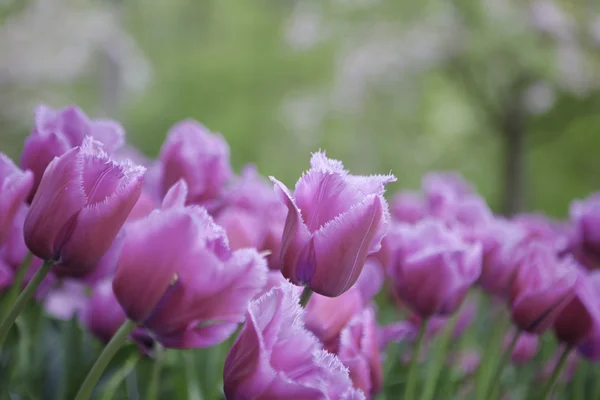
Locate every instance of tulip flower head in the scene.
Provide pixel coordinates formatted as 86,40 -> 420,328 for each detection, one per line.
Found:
510,242 -> 579,334
114,198 -> 267,348
223,281 -> 365,399
569,193 -> 600,268
338,308 -> 383,398
0,154 -> 33,245
387,219 -> 482,318
21,105 -> 125,198
271,151 -> 395,297
159,120 -> 232,204
24,137 -> 145,271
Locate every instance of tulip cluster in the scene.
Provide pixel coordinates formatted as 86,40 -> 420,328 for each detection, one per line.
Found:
0,104 -> 599,400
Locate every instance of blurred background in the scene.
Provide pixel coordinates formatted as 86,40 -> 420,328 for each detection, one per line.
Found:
1,0 -> 599,217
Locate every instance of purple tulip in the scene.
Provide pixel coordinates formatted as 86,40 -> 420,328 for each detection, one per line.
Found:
569,193 -> 600,269
114,203 -> 267,348
338,308 -> 383,399
252,270 -> 288,300
21,105 -> 124,198
353,258 -> 385,302
304,288 -> 363,352
0,154 -> 33,245
223,281 -> 365,399
43,279 -> 88,320
390,191 -> 426,224
24,137 -> 144,271
387,219 -> 482,318
510,243 -> 579,333
470,218 -> 526,297
83,279 -> 127,343
0,259 -> 14,291
503,329 -> 539,365
158,120 -> 232,204
215,166 -> 287,269
271,151 -> 395,297
0,204 -> 29,268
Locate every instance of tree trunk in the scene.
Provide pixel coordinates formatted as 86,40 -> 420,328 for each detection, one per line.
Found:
501,103 -> 526,216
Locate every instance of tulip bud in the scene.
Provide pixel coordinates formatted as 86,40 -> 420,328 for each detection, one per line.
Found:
0,154 -> 33,245
503,329 -> 539,365
271,151 -> 395,297
387,219 -> 482,318
43,279 -> 88,320
510,243 -> 578,333
21,105 -> 125,198
223,281 -> 365,399
24,137 -> 144,271
159,120 -> 232,204
83,280 -> 127,343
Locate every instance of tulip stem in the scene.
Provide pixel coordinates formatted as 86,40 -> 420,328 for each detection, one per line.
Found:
74,319 -> 137,400
404,319 -> 427,400
299,287 -> 313,308
3,251 -> 33,309
0,258 -> 52,347
485,329 -> 521,399
540,346 -> 572,400
147,344 -> 164,400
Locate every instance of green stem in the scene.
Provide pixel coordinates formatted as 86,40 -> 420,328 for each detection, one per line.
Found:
592,364 -> 600,400
147,345 -> 164,400
486,329 -> 521,399
421,313 -> 460,400
99,353 -> 140,400
404,319 -> 427,400
74,319 -> 137,400
540,346 -> 572,400
572,359 -> 587,400
3,251 -> 33,308
299,287 -> 313,308
0,259 -> 52,347
475,314 -> 509,400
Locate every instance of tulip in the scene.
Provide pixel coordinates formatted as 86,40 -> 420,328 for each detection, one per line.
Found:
0,204 -> 30,268
223,281 -> 365,399
43,279 -> 88,320
114,202 -> 267,348
569,193 -> 600,269
0,154 -> 33,245
503,329 -> 539,365
390,191 -> 426,224
353,258 -> 384,302
158,120 -> 232,204
387,219 -> 482,318
21,104 -> 124,198
82,280 -> 127,343
304,288 -> 363,352
271,151 -> 395,297
24,137 -> 145,271
421,172 -> 473,216
338,308 -> 383,399
510,242 -> 579,333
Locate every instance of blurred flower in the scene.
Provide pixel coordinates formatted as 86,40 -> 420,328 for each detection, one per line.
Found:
82,279 -> 127,343
158,120 -> 232,205
304,288 -> 363,352
471,218 -> 526,297
0,259 -> 14,291
447,350 -> 480,376
552,271 -> 600,361
390,191 -> 426,224
271,151 -> 394,297
252,270 -> 288,300
387,219 -> 482,318
569,193 -> 600,269
503,329 -> 539,365
353,258 -> 385,302
43,279 -> 87,320
378,321 -> 416,350
215,165 -> 286,269
21,105 -> 125,198
529,0 -> 574,41
409,299 -> 478,340
338,308 -> 383,399
510,243 -> 578,333
24,137 -> 144,271
223,281 -> 364,399
512,213 -> 568,252
114,201 -> 267,348
0,154 -> 33,245
0,204 -> 29,268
